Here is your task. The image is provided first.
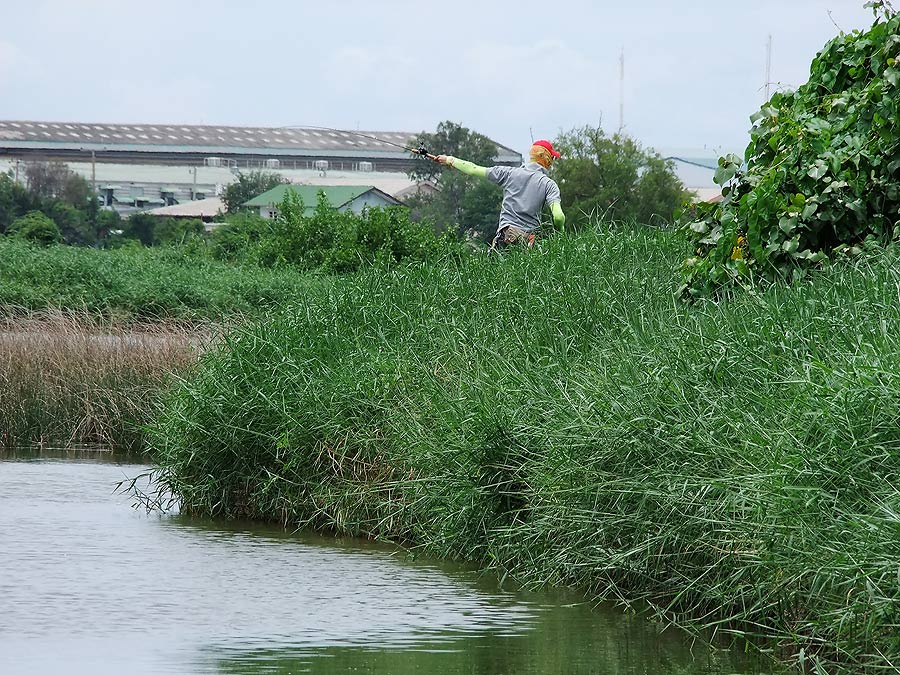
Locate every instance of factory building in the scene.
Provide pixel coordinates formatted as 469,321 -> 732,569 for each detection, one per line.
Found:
0,120 -> 522,216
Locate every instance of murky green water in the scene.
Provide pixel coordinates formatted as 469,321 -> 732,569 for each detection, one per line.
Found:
0,453 -> 775,674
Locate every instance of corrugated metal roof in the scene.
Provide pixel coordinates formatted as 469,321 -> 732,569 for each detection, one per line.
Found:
0,120 -> 522,163
244,184 -> 398,209
144,197 -> 225,218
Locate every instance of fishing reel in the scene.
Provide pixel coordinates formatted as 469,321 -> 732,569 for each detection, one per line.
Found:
409,145 -> 441,162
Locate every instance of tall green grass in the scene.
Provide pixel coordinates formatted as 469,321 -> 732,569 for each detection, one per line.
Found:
0,238 -> 324,321
150,224 -> 900,673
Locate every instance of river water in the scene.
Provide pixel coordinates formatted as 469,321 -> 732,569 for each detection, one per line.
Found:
0,453 -> 774,675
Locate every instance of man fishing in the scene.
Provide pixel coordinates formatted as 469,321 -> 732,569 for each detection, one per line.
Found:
434,140 -> 566,250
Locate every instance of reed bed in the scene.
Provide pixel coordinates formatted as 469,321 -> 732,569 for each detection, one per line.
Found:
0,311 -> 203,452
149,224 -> 900,673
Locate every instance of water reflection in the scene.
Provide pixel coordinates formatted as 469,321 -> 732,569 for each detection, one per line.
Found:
209,608 -> 745,675
0,455 -> 774,675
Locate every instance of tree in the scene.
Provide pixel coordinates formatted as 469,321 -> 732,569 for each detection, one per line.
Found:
94,208 -> 122,242
153,217 -> 205,246
0,171 -> 36,233
552,125 -> 693,228
209,211 -> 271,263
222,170 -> 290,213
408,121 -> 504,241
24,161 -> 91,208
121,213 -> 157,246
118,213 -> 206,246
8,211 -> 62,245
59,173 -> 93,209
45,201 -> 95,246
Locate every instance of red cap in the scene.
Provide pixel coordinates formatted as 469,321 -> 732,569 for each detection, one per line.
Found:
532,139 -> 560,158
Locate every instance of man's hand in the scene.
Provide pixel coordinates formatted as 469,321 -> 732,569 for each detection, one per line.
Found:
435,155 -> 455,167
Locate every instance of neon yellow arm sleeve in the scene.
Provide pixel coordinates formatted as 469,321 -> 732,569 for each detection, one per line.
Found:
446,156 -> 488,178
551,201 -> 566,230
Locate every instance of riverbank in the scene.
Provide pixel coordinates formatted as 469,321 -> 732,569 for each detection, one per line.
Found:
0,311 -> 202,452
148,223 -> 900,674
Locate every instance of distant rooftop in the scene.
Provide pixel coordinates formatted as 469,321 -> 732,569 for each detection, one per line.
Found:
245,184 -> 399,210
144,197 -> 225,219
0,120 -> 522,165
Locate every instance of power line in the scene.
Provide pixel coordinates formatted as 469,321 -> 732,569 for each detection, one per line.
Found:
665,156 -> 719,170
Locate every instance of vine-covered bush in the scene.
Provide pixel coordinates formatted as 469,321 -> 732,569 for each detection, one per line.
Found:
680,4 -> 900,297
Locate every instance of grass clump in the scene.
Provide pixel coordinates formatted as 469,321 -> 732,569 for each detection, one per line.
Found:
0,312 -> 201,452
218,194 -> 462,273
149,224 -> 900,673
0,237 -> 325,322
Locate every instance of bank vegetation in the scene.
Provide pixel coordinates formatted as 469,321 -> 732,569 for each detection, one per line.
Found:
147,224 -> 900,674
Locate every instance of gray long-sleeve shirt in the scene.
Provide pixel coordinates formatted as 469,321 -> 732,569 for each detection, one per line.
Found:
486,162 -> 562,233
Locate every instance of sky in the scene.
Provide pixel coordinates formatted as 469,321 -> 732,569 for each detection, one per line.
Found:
0,0 -> 879,157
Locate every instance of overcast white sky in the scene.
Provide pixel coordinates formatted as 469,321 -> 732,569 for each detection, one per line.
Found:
0,1 -> 878,156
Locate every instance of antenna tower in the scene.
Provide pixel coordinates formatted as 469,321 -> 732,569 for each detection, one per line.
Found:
618,47 -> 625,132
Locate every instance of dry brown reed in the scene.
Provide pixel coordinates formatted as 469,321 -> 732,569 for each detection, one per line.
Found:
0,309 -> 206,452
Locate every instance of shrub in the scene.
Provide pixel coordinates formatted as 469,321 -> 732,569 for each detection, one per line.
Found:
45,200 -> 95,246
0,172 -> 36,233
208,212 -> 270,263
8,211 -> 62,246
253,191 -> 460,272
680,8 -> 900,297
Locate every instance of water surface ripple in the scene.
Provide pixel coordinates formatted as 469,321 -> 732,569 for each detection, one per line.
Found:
0,456 -> 773,675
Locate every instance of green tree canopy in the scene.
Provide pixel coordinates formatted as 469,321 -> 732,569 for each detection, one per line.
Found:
120,213 -> 156,246
92,208 -> 123,244
8,211 -> 62,246
552,125 -> 693,228
5,161 -> 103,245
0,172 -> 36,233
153,217 -> 205,246
223,170 -> 290,213
118,213 -> 203,246
209,211 -> 271,263
408,121 -> 504,241
45,201 -> 94,246
24,161 -> 92,208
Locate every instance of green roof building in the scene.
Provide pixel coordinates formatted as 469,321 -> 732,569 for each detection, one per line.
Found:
244,184 -> 402,219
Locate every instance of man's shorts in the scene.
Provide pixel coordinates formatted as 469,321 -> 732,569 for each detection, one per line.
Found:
490,225 -> 536,251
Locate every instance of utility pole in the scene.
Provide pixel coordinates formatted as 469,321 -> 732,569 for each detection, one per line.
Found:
618,47 -> 625,133
765,34 -> 773,101
91,150 -> 96,191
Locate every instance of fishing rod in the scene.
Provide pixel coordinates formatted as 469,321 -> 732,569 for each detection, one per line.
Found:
277,124 -> 439,161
